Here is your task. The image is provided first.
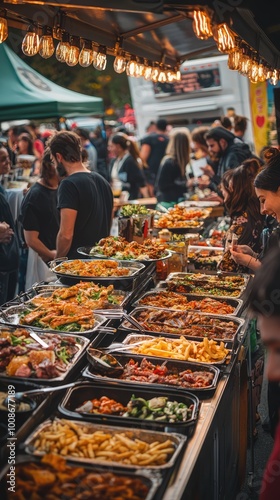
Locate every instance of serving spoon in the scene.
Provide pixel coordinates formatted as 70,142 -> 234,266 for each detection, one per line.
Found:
87,347 -> 124,376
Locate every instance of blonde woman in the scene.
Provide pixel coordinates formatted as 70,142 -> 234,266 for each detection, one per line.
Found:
155,127 -> 192,203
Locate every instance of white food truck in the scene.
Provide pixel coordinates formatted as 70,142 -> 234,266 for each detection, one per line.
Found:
129,54 -> 254,144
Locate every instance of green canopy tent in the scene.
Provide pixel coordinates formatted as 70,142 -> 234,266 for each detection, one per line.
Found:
0,43 -> 104,122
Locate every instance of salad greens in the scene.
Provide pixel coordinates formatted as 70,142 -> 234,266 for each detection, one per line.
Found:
123,395 -> 193,422
119,205 -> 150,217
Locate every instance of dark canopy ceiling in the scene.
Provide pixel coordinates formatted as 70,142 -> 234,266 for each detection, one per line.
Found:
1,1 -> 280,69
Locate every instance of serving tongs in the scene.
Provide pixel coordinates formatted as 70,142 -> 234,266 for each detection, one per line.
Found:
93,308 -> 145,332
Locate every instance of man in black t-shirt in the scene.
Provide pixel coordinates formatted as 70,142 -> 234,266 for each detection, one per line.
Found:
47,131 -> 113,259
140,118 -> 169,195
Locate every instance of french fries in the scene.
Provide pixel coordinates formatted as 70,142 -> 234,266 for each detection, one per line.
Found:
130,335 -> 229,363
32,419 -> 175,466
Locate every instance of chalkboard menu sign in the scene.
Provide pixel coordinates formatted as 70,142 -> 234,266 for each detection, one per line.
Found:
154,63 -> 221,96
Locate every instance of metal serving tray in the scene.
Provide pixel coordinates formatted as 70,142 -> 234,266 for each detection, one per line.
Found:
114,332 -> 230,366
82,353 -> 220,398
119,306 -> 245,343
0,303 -> 107,336
77,246 -> 173,263
132,289 -> 243,316
58,381 -> 200,437
165,272 -> 250,298
49,258 -> 146,287
0,324 -> 90,385
24,417 -> 187,471
0,455 -> 161,500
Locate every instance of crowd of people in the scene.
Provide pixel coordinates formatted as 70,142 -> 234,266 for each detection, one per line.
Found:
1,108 -> 280,496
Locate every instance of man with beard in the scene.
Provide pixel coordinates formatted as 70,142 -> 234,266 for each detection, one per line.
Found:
202,126 -> 260,192
47,131 -> 113,259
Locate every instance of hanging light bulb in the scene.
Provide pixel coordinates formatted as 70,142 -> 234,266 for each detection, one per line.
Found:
66,36 -> 80,66
79,40 -> 93,67
0,13 -> 8,44
150,63 -> 160,83
126,56 -> 137,77
238,49 -> 251,76
136,57 -> 145,78
165,68 -> 175,83
227,49 -> 241,71
192,10 -> 212,40
93,46 -> 107,71
248,60 -> 259,83
114,50 -> 127,73
174,65 -> 181,82
213,23 -> 236,53
143,60 -> 153,80
257,61 -> 267,83
270,69 -> 279,86
157,65 -> 167,83
39,26 -> 54,59
56,32 -> 70,63
22,25 -> 40,56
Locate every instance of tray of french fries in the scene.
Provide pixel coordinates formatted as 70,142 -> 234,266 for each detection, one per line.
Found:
119,307 -> 244,343
0,454 -> 161,500
82,353 -> 220,397
132,289 -> 243,316
24,417 -> 187,470
116,333 -> 230,365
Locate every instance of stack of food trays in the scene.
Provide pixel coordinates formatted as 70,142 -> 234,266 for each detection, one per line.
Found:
9,415 -> 187,499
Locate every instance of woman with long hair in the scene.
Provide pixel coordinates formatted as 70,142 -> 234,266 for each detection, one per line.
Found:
155,127 -> 192,204
109,132 -> 148,199
218,158 -> 264,271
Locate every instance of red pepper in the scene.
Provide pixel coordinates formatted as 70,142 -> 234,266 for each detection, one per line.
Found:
154,366 -> 167,376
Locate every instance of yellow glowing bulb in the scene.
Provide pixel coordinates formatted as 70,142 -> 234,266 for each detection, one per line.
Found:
213,23 -> 236,53
227,50 -> 241,71
126,57 -> 137,77
93,47 -> 107,71
193,10 -> 212,40
22,28 -> 40,56
114,53 -> 127,73
56,33 -> 70,63
66,41 -> 80,66
39,34 -> 54,59
0,17 -> 8,44
79,46 -> 93,67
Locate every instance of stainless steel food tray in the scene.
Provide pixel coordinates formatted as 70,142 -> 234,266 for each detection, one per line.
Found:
119,306 -> 245,342
115,332 -> 229,366
24,417 -> 187,470
132,289 -> 243,316
165,272 -> 250,298
0,303 -> 107,335
0,324 -> 90,385
49,258 -> 146,286
77,246 -> 173,263
0,454 -> 161,500
82,353 -> 220,397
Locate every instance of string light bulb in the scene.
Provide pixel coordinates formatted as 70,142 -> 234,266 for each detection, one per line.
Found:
56,32 -> 70,63
0,14 -> 8,44
143,61 -> 153,80
93,45 -> 107,71
192,10 -> 212,40
22,25 -> 40,56
227,49 -> 241,71
213,23 -> 236,53
66,36 -> 80,66
270,69 -> 279,86
113,50 -> 127,73
126,56 -> 137,77
39,26 -> 54,59
79,40 -> 93,67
